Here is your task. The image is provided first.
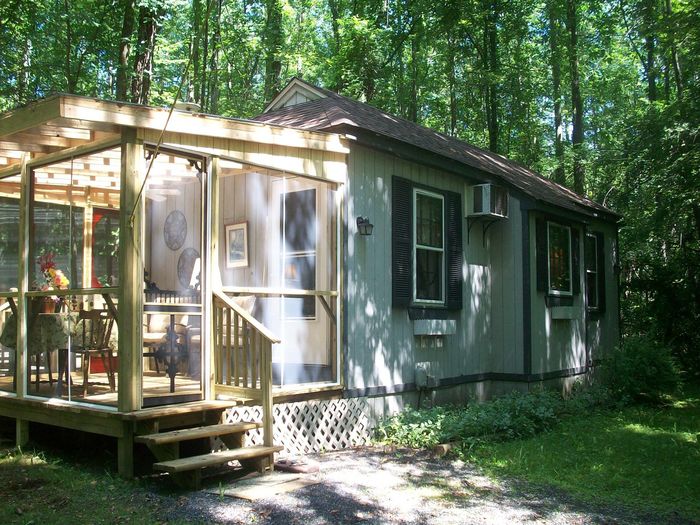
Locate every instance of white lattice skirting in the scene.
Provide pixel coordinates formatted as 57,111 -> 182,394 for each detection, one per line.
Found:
223,398 -> 372,455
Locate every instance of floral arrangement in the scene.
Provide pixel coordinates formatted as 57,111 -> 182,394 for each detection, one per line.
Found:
36,252 -> 69,291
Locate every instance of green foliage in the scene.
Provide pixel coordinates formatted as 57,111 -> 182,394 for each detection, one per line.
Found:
376,389 -> 580,450
601,335 -> 683,403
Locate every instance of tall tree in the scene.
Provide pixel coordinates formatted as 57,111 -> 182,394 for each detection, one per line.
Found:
263,0 -> 284,104
566,0 -> 585,195
131,1 -> 164,105
116,0 -> 135,101
547,0 -> 566,186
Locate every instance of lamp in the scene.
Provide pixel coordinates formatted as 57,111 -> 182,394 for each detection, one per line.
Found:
356,216 -> 374,236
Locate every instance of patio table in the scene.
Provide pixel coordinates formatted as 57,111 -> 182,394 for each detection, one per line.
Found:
0,312 -> 117,396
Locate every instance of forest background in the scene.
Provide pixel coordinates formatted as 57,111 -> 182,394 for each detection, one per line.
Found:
1,0 -> 698,374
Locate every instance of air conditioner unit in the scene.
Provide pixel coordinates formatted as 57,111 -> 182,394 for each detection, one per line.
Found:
465,183 -> 509,218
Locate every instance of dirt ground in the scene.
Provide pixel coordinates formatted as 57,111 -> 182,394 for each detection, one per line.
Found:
155,447 -> 695,525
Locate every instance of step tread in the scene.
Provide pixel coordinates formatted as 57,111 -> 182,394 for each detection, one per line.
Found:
153,445 -> 284,473
135,422 -> 262,446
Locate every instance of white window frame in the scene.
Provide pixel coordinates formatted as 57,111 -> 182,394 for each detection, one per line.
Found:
585,233 -> 599,310
412,188 -> 445,305
547,221 -> 573,296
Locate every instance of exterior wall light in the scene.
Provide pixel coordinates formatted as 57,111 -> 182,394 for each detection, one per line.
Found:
356,216 -> 374,236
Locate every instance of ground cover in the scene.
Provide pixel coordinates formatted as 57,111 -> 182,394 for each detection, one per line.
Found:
0,446 -> 166,525
471,386 -> 700,520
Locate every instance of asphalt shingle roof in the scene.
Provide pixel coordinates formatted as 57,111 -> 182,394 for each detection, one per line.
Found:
255,80 -> 617,220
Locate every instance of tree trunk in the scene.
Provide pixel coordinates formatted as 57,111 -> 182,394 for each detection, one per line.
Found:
448,36 -> 457,136
116,0 -> 135,101
208,0 -> 222,113
192,0 -> 202,104
665,0 -> 683,100
484,0 -> 499,154
642,0 -> 657,102
566,0 -> 584,195
548,0 -> 566,186
131,3 -> 162,105
263,0 -> 283,105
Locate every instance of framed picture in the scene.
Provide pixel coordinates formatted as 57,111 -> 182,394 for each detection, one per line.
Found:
225,222 -> 249,268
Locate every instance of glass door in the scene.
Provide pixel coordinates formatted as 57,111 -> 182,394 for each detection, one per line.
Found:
141,149 -> 205,407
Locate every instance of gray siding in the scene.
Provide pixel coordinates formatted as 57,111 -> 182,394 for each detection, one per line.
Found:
345,145 -> 524,392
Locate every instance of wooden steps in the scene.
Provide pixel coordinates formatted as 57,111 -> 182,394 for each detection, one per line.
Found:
135,422 -> 261,446
153,445 -> 284,473
136,417 -> 282,489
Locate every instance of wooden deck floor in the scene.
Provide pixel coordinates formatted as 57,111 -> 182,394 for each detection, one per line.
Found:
0,370 -> 200,407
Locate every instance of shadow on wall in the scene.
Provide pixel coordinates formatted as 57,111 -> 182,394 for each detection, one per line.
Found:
345,174 -> 493,403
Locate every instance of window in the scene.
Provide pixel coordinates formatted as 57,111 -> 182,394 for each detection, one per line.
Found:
392,176 -> 462,310
547,222 -> 572,295
584,231 -> 606,312
414,189 -> 444,303
536,217 -> 581,303
281,188 -> 316,319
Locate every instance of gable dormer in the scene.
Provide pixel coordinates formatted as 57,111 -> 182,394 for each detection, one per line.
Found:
264,78 -> 327,113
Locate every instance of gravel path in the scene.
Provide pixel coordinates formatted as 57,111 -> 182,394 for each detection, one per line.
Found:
157,447 -> 694,525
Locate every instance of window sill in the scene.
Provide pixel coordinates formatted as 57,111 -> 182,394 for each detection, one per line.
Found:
413,319 -> 456,336
545,295 -> 573,307
550,306 -> 576,320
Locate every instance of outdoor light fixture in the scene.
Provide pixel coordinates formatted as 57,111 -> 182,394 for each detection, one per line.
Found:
356,216 -> 374,236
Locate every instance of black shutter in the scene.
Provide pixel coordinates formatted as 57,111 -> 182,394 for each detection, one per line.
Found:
445,190 -> 463,310
571,227 -> 580,295
596,232 -> 606,312
392,176 -> 412,307
535,217 -> 548,292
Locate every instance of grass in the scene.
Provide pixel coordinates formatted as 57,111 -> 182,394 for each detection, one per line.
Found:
0,446 -> 167,525
470,385 -> 700,520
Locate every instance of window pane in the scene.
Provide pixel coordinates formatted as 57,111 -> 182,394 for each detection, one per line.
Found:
32,202 -> 84,290
584,235 -> 597,272
416,248 -> 442,301
92,209 -> 119,287
586,272 -> 598,308
283,253 -> 316,318
416,193 -> 443,248
548,224 -> 571,292
282,189 -> 316,252
0,194 -> 20,290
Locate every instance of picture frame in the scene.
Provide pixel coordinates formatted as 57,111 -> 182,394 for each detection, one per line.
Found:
225,222 -> 249,268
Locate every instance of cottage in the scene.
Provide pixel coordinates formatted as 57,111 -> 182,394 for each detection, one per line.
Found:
0,79 -> 619,484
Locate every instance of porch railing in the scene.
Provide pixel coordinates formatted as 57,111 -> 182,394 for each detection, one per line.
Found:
212,288 -> 279,447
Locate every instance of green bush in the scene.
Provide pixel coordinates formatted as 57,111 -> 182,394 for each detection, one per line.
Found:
600,334 -> 682,403
375,389 -> 568,450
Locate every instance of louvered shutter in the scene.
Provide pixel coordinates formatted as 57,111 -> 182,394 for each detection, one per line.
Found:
535,217 -> 548,292
392,176 -> 412,307
445,190 -> 463,310
596,232 -> 606,312
571,228 -> 581,295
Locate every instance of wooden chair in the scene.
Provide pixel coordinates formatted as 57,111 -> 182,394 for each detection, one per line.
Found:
76,309 -> 116,396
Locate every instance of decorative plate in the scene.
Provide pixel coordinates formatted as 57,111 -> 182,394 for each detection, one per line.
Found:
163,210 -> 187,251
177,247 -> 200,288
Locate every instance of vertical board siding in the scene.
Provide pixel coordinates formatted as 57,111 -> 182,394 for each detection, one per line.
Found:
345,144 -> 524,391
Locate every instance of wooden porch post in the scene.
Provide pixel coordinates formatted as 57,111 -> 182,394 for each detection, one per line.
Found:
15,153 -> 30,446
117,128 -> 144,477
206,156 -> 220,401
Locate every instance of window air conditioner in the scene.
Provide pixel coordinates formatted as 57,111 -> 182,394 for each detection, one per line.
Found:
465,183 -> 509,218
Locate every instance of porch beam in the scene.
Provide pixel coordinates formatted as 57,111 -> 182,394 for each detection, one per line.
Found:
0,96 -> 62,138
60,97 -> 349,154
26,137 -> 121,171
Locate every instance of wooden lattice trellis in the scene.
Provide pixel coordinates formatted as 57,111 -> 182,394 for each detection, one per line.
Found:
222,398 -> 372,455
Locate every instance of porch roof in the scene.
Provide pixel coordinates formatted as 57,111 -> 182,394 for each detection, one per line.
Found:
0,94 -> 350,176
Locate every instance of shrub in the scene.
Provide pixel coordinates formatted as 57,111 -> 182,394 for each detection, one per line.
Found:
600,334 -> 682,404
375,389 -> 567,450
